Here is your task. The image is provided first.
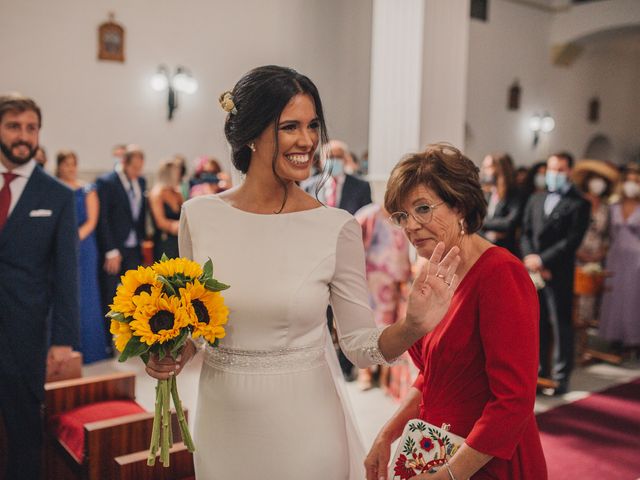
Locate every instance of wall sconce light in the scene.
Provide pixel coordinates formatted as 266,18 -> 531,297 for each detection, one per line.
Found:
151,65 -> 198,120
529,112 -> 555,147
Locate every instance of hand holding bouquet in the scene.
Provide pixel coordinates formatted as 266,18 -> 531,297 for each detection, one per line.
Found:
107,255 -> 229,467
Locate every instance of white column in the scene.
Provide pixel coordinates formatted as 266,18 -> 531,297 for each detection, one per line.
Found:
368,0 -> 425,182
421,0 -> 470,149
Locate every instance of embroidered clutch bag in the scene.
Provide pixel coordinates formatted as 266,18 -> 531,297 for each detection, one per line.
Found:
389,419 -> 466,479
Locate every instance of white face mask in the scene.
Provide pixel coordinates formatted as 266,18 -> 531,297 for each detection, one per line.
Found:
534,173 -> 547,190
588,177 -> 607,196
622,180 -> 640,199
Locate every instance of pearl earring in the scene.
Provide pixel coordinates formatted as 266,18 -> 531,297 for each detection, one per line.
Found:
248,143 -> 256,152
459,218 -> 466,235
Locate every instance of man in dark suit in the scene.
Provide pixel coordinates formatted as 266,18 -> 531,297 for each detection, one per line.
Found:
96,145 -> 147,335
303,139 -> 372,380
520,152 -> 590,394
0,94 -> 79,479
303,139 -> 372,214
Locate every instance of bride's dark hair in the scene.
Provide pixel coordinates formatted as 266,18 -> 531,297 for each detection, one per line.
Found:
222,65 -> 330,212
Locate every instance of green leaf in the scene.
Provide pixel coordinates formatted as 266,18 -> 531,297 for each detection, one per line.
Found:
160,253 -> 169,262
169,330 -> 190,359
156,343 -> 168,360
141,351 -> 150,365
118,336 -> 150,362
201,258 -> 213,280
106,311 -> 128,322
204,278 -> 230,292
157,275 -> 177,296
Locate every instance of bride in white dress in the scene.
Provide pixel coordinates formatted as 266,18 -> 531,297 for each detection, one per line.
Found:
146,65 -> 460,480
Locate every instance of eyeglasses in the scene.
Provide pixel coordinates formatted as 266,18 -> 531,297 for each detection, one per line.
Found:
389,202 -> 444,228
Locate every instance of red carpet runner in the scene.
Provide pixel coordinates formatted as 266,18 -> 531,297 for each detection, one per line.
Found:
537,378 -> 640,480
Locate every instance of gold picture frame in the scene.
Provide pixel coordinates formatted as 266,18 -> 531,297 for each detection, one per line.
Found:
98,13 -> 125,62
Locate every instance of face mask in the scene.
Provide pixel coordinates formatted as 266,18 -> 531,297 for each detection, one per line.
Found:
343,165 -> 355,175
327,157 -> 344,177
622,180 -> 640,199
587,177 -> 607,196
534,173 -> 547,190
480,173 -> 496,186
546,172 -> 568,192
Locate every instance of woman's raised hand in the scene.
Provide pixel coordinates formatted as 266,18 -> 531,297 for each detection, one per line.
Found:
404,242 -> 461,339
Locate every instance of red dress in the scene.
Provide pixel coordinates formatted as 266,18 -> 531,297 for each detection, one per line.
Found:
409,247 -> 547,479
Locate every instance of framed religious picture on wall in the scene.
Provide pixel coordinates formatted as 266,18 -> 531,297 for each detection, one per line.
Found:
98,13 -> 125,62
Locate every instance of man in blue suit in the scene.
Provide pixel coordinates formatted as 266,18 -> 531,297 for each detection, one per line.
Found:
0,94 -> 79,479
96,145 -> 147,339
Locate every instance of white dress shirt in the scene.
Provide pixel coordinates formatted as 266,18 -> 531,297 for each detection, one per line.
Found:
0,159 -> 37,216
320,174 -> 346,207
116,169 -> 142,248
543,182 -> 571,216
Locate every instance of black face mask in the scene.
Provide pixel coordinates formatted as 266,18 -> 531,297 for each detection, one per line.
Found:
0,139 -> 38,166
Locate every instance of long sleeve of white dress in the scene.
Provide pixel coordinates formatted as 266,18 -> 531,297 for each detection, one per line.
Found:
331,217 -> 392,368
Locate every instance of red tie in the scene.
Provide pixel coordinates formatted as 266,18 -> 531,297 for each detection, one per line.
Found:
0,172 -> 18,231
326,177 -> 337,207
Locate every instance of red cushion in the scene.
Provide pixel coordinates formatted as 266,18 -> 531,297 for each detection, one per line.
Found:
49,400 -> 146,462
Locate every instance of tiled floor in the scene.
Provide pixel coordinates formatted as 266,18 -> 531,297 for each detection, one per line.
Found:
84,353 -> 640,448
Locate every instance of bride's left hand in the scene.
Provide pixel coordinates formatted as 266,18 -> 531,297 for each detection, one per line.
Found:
404,242 -> 461,338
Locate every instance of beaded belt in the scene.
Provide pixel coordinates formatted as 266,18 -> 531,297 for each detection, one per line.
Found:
204,344 -> 326,374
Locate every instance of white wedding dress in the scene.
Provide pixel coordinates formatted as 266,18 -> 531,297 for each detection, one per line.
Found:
179,195 -> 390,480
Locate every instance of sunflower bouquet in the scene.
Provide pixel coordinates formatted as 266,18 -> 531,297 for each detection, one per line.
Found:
107,255 -> 229,467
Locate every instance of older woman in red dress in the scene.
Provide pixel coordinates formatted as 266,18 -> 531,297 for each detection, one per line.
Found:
365,144 -> 547,480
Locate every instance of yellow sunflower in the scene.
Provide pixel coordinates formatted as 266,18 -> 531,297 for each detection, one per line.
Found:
110,319 -> 133,352
152,257 -> 203,280
110,266 -> 160,317
180,280 -> 228,344
129,292 -> 190,345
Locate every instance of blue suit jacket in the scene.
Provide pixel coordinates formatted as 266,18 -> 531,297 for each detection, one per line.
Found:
95,171 -> 147,256
0,167 -> 80,399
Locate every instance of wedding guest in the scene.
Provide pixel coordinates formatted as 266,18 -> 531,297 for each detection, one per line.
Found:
96,144 -> 147,333
0,94 -> 79,479
55,150 -> 110,363
149,160 -> 183,260
572,160 -> 619,324
34,145 -> 47,169
599,164 -> 640,357
302,138 -> 373,380
172,154 -> 190,200
355,203 -> 411,391
519,161 -> 547,207
145,65 -> 460,480
189,156 -> 224,197
365,143 -> 546,480
479,152 -> 522,256
520,152 -> 590,394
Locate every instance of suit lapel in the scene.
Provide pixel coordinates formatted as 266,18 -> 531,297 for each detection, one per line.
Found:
112,171 -> 135,223
338,175 -> 353,209
0,168 -> 48,248
541,188 -> 578,232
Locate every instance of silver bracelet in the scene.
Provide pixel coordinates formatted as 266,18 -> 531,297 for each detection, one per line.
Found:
444,459 -> 457,480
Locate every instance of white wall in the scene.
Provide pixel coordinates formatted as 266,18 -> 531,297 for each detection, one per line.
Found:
0,0 -> 372,177
465,0 -> 640,166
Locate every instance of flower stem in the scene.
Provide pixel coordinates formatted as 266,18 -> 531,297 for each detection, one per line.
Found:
170,374 -> 195,452
161,378 -> 171,466
146,379 -> 162,466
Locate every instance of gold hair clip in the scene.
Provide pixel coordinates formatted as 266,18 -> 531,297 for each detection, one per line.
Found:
218,91 -> 237,115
